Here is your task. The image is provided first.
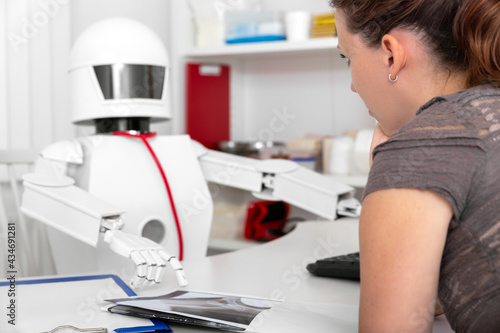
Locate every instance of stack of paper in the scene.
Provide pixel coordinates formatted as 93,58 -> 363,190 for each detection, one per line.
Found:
311,13 -> 337,38
106,290 -> 281,331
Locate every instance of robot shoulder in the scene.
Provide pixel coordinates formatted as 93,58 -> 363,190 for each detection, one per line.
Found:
40,140 -> 84,164
190,139 -> 209,158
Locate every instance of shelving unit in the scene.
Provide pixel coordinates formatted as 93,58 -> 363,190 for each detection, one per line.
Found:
172,0 -> 373,254
185,37 -> 338,59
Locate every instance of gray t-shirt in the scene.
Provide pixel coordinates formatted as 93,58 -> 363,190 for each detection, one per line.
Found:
363,84 -> 500,333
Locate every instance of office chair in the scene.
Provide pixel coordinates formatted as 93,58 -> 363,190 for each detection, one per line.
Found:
0,149 -> 55,278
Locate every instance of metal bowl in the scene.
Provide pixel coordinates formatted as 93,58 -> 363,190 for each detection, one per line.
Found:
217,141 -> 286,158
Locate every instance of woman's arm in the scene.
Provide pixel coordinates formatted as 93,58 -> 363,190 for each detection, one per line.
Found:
358,188 -> 453,332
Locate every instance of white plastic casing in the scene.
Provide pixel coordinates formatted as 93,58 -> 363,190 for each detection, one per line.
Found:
69,17 -> 171,124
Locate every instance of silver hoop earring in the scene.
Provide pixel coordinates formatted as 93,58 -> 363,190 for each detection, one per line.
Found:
388,73 -> 398,82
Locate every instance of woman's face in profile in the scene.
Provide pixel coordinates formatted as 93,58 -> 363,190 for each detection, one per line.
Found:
335,10 -> 411,136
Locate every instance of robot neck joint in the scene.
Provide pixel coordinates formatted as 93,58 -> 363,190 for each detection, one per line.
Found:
95,117 -> 151,134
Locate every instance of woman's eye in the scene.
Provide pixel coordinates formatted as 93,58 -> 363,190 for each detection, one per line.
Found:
340,53 -> 351,67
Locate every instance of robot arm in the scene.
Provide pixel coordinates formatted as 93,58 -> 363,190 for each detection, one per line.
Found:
192,141 -> 361,220
21,140 -> 187,288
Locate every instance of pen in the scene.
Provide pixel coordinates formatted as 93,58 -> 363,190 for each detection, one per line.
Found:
114,320 -> 171,333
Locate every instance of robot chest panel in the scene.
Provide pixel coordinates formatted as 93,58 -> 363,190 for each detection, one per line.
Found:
79,135 -> 212,221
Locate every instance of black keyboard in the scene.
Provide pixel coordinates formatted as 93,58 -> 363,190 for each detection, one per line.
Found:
306,252 -> 360,280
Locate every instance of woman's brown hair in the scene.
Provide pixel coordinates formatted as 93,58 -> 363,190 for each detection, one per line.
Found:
331,0 -> 500,87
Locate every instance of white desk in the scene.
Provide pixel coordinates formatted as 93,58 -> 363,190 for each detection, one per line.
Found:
140,218 -> 454,332
2,218 -> 454,332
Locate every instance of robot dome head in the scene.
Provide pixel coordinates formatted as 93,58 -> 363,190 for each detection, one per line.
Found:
69,17 -> 170,126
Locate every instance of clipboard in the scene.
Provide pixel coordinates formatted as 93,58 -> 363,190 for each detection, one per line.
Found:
0,274 -> 165,333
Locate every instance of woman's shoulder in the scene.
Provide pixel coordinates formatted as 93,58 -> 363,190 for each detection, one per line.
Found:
391,84 -> 500,144
420,84 -> 500,114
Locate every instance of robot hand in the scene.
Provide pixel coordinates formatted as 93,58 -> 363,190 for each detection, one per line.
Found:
103,230 -> 188,289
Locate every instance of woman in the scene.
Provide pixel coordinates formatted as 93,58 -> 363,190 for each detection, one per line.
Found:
330,0 -> 500,332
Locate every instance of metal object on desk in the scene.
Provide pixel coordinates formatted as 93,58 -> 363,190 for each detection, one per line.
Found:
217,141 -> 286,158
41,325 -> 107,333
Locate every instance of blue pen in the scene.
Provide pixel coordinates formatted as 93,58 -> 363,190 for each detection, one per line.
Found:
114,320 -> 171,333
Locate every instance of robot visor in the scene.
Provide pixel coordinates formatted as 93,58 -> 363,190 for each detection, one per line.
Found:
94,64 -> 165,100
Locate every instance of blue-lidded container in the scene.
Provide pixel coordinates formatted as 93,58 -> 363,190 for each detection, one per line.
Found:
225,11 -> 286,44
291,157 -> 317,170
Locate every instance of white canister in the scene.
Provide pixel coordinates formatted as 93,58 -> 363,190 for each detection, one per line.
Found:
329,136 -> 354,175
352,129 -> 375,175
285,11 -> 311,42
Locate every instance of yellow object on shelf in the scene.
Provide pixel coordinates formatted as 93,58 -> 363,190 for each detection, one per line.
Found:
311,12 -> 336,38
313,13 -> 335,24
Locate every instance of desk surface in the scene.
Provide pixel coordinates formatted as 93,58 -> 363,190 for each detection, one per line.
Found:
142,218 -> 454,333
3,218 -> 454,332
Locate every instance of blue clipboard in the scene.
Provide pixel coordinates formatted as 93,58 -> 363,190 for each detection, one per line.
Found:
0,274 -> 167,332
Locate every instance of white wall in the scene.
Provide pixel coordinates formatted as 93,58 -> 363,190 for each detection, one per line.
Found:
232,52 -> 372,141
256,0 -> 374,138
0,0 -> 72,152
0,0 -> 72,278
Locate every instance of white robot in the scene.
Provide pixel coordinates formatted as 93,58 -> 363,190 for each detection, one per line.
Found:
21,18 -> 360,289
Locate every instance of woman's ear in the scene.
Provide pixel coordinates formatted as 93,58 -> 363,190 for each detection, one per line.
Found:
381,34 -> 407,77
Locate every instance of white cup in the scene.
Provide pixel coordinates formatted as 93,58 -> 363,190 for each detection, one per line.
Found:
285,11 -> 311,42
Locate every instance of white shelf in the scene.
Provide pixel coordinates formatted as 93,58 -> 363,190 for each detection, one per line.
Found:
184,37 -> 338,59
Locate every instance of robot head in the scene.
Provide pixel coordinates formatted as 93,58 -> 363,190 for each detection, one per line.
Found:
69,17 -> 170,127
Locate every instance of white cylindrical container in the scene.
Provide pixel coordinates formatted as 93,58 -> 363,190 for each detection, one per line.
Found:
285,11 -> 311,42
353,129 -> 375,175
329,136 -> 354,175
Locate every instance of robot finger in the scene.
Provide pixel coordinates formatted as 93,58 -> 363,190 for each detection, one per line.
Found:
141,250 -> 158,283
151,251 -> 167,284
168,256 -> 188,287
155,266 -> 167,285
158,250 -> 175,262
158,251 -> 188,286
175,270 -> 188,287
130,251 -> 152,289
169,256 -> 182,270
147,250 -> 166,284
130,274 -> 147,290
130,251 -> 148,278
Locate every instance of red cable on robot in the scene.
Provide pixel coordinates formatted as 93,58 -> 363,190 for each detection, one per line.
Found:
113,131 -> 184,261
